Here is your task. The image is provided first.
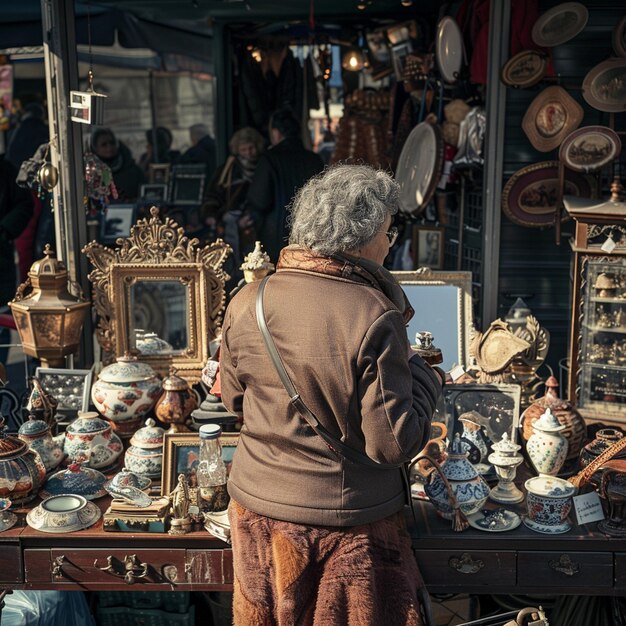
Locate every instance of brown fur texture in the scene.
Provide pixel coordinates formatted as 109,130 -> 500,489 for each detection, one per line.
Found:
229,501 -> 425,626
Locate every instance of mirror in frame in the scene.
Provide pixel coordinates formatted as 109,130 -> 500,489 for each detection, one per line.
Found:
84,206 -> 231,382
392,269 -> 474,371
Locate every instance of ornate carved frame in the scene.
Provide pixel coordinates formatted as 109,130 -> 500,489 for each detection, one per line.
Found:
392,268 -> 474,369
83,207 -> 231,382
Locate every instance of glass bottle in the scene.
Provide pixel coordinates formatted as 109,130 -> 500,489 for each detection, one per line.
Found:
197,424 -> 229,512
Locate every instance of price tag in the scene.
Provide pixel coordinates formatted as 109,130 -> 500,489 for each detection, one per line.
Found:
449,364 -> 466,382
573,491 -> 605,525
601,235 -> 617,254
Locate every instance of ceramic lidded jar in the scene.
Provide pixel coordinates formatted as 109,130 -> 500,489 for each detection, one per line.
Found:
125,418 -> 165,478
521,376 -> 586,461
41,461 -> 107,500
424,433 -> 490,519
63,411 -> 123,470
154,367 -> 197,433
524,475 -> 577,534
91,354 -> 162,435
487,433 -> 524,504
526,407 -> 568,477
18,417 -> 65,472
0,418 -> 46,505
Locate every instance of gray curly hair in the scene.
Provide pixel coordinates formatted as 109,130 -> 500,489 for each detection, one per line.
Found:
288,164 -> 399,255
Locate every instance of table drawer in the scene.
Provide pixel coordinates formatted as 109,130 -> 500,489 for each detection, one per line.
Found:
518,551 -> 613,588
25,548 -> 187,585
0,545 -> 23,583
185,549 -> 233,585
415,550 -> 516,587
613,553 -> 626,589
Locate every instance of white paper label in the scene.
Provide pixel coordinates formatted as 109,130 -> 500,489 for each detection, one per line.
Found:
449,364 -> 466,381
601,236 -> 617,254
573,491 -> 605,525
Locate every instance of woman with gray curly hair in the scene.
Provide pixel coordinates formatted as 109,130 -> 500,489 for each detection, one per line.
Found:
220,164 -> 444,626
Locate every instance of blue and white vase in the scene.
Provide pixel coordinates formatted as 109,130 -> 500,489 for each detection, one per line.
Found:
526,407 -> 568,477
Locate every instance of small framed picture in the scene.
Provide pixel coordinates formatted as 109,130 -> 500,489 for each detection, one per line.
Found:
390,41 -> 414,82
34,367 -> 93,413
148,163 -> 171,185
412,225 -> 445,269
169,164 -> 206,206
140,183 -> 168,204
100,204 -> 136,244
161,431 -> 239,496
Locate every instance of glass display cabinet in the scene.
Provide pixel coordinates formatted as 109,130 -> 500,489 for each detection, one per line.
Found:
565,181 -> 626,424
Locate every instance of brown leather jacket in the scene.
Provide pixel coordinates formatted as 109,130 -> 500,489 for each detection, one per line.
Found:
220,249 -> 442,526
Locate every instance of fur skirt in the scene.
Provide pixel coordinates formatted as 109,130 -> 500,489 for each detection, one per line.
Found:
228,500 -> 425,626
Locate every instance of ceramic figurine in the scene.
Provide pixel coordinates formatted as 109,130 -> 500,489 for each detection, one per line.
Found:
62,411 -> 123,470
240,241 -> 274,283
91,353 -> 162,437
526,407 -> 568,476
18,416 -> 65,472
154,367 -> 197,433
169,473 -> 192,535
524,475 -> 576,534
412,331 -> 443,366
423,433 -> 490,524
0,417 -> 46,505
487,433 -> 524,503
125,418 -> 165,478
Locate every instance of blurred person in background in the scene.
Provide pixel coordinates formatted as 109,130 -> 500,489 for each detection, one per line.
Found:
90,128 -> 144,202
138,126 -> 180,178
179,123 -> 217,181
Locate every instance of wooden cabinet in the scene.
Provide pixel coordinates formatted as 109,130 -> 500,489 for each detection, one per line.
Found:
518,551 -> 613,588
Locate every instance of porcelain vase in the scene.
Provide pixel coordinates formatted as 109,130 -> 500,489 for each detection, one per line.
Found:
526,407 -> 568,477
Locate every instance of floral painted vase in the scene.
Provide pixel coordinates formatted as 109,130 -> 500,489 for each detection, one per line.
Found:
424,433 -> 490,520
526,407 -> 568,477
124,418 -> 165,478
524,475 -> 576,534
18,417 -> 65,472
0,418 -> 46,505
91,354 -> 162,434
62,412 -> 123,470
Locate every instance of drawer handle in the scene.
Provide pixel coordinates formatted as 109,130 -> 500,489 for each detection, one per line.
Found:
448,553 -> 485,575
94,554 -> 150,585
548,554 -> 580,577
52,555 -> 66,578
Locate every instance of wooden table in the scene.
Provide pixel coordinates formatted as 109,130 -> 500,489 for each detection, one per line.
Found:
1,497 -> 625,596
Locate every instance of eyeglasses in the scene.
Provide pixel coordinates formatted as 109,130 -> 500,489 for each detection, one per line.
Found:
385,226 -> 399,247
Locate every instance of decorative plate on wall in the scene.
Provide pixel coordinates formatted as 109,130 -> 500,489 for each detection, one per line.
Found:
501,50 -> 548,89
502,161 -> 595,227
582,57 -> 626,113
522,86 -> 583,152
396,118 -> 444,215
559,126 -> 622,173
613,15 -> 626,57
531,2 -> 588,47
436,16 -> 465,83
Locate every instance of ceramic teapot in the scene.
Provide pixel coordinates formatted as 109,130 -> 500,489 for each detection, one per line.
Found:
18,416 -> 65,472
0,418 -> 47,504
62,411 -> 123,470
415,433 -> 490,531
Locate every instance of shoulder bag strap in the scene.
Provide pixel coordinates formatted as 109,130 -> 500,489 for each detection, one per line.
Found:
255,275 -> 401,469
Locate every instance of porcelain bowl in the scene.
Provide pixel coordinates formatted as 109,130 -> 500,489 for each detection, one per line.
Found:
26,494 -> 101,533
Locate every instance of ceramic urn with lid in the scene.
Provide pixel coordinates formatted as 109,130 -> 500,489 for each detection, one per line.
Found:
125,418 -> 165,478
154,367 -> 197,433
18,416 -> 65,472
0,417 -> 47,504
63,411 -> 123,470
91,353 -> 162,437
526,407 -> 568,477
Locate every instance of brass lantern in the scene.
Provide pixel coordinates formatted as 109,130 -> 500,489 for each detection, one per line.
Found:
9,245 -> 90,367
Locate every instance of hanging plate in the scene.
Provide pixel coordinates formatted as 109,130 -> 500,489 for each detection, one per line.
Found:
436,16 -> 465,84
521,86 -> 583,152
396,120 -> 444,215
613,16 -> 626,57
501,50 -> 548,89
531,2 -> 588,47
502,161 -> 595,227
582,57 -> 626,113
559,126 -> 622,173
